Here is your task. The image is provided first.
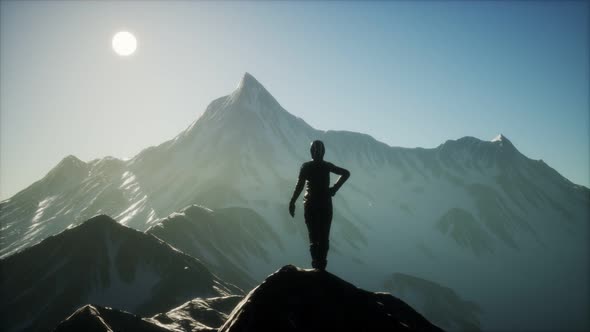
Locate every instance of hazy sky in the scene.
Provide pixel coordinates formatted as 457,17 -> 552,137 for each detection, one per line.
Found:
1,1 -> 588,199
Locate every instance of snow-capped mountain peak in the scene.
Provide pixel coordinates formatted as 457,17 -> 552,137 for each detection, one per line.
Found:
491,133 -> 509,143
491,134 -> 503,142
490,133 -> 517,152
236,72 -> 263,92
174,72 -> 314,158
186,72 -> 286,131
225,72 -> 281,111
49,155 -> 88,175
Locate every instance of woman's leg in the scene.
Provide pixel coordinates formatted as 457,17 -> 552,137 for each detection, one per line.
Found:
304,206 -> 322,269
304,201 -> 332,270
316,204 -> 332,270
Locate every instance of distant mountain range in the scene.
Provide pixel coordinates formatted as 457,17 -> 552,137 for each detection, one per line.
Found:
1,73 -> 588,331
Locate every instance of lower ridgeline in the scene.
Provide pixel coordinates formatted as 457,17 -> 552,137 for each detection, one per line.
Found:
54,265 -> 444,332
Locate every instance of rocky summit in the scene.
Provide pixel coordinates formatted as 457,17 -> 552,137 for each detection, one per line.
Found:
219,265 -> 444,332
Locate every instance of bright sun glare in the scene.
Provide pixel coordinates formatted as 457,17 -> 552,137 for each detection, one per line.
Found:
112,31 -> 137,56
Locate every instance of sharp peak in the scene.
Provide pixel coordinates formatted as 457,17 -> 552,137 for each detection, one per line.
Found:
490,134 -> 517,151
182,204 -> 214,214
225,72 -> 282,110
52,214 -> 123,239
491,133 -> 511,143
58,155 -> 85,166
45,154 -> 88,179
440,135 -> 519,152
241,72 -> 258,83
78,214 -> 120,229
444,134 -> 514,145
65,214 -> 152,238
236,72 -> 266,92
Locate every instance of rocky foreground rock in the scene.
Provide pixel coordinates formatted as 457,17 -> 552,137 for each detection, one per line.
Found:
219,265 -> 443,332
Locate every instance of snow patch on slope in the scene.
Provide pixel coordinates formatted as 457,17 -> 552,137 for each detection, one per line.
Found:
32,196 -> 57,223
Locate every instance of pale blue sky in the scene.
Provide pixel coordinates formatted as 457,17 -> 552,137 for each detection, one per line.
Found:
1,1 -> 588,199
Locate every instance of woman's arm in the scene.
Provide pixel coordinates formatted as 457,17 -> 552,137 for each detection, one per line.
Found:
329,164 -> 350,196
289,165 -> 306,217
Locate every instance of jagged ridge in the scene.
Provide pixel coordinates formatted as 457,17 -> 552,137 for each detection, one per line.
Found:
52,266 -> 443,332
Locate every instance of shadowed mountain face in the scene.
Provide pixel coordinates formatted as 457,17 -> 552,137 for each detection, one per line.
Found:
219,265 -> 443,332
0,215 -> 241,332
1,73 -> 589,331
147,205 -> 283,289
384,273 -> 482,332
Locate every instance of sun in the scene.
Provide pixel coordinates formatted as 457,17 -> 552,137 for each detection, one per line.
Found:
112,31 -> 137,56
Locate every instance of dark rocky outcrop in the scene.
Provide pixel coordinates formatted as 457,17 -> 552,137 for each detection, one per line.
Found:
219,265 -> 444,332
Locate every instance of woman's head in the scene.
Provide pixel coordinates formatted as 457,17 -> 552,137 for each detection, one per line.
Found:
310,140 -> 325,161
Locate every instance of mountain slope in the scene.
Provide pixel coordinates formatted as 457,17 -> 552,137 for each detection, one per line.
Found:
384,273 -> 482,331
0,215 -> 241,332
147,205 -> 283,289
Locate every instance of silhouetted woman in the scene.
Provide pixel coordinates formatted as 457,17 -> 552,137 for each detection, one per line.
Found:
289,140 -> 350,270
